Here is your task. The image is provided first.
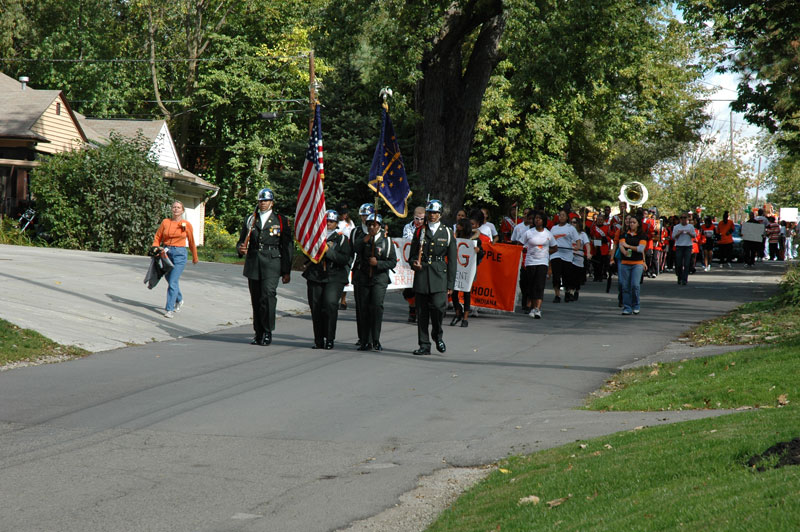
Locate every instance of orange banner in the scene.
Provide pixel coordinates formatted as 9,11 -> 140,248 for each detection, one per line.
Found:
471,243 -> 522,312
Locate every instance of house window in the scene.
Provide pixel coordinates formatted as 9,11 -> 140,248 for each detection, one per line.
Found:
56,102 -> 61,115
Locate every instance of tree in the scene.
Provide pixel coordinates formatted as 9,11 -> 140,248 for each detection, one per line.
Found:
680,0 -> 800,153
653,140 -> 749,217
30,134 -> 171,254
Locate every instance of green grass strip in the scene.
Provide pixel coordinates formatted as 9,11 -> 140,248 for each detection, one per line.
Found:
0,318 -> 87,366
427,407 -> 800,532
585,342 -> 799,412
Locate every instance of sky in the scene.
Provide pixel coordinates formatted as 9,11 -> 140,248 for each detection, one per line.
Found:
702,70 -> 770,200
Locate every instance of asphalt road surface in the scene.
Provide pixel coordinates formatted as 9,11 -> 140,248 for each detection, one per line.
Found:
0,250 -> 784,532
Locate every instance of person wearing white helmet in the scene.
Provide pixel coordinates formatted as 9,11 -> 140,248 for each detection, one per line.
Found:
352,213 -> 397,351
409,199 -> 457,355
236,187 -> 293,346
351,203 -> 375,347
302,210 -> 352,350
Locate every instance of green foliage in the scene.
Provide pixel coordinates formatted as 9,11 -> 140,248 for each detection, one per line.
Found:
680,0 -> 800,154
654,140 -> 749,216
777,263 -> 800,308
30,134 -> 171,254
0,217 -> 35,246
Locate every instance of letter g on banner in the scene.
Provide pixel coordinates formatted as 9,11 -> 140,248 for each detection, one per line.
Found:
457,241 -> 472,267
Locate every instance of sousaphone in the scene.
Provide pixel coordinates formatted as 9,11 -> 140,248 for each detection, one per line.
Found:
619,181 -> 649,207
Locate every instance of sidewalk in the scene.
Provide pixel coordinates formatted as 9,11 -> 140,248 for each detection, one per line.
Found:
0,244 -> 310,352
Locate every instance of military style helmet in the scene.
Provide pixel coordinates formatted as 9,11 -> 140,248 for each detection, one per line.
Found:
359,203 -> 375,216
366,213 -> 383,225
325,209 -> 339,222
257,188 -> 274,201
426,199 -> 443,213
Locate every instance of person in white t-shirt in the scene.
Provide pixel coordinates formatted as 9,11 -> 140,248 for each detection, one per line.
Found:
671,213 -> 695,285
549,209 -> 580,302
569,218 -> 591,301
523,211 -> 557,318
479,207 -> 499,243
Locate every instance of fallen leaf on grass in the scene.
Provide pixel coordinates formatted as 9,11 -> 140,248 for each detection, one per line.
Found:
604,444 -> 613,449
708,373 -> 715,377
778,394 -> 789,407
649,369 -> 659,377
498,468 -> 511,474
579,444 -> 588,449
518,495 -> 540,505
633,426 -> 645,431
546,494 -> 573,508
586,491 -> 599,501
565,463 -> 573,471
683,403 -> 693,408
592,451 -> 602,456
735,406 -> 753,411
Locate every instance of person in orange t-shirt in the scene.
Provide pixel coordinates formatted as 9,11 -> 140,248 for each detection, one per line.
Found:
716,211 -> 735,268
152,200 -> 199,318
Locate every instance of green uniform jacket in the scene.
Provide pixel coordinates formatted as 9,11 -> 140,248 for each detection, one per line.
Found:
237,211 -> 293,280
352,233 -> 397,287
302,231 -> 352,284
408,223 -> 457,294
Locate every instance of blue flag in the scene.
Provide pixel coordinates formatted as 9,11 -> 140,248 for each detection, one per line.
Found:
368,109 -> 411,217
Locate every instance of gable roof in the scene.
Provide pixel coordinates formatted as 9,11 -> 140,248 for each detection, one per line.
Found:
0,72 -> 87,145
0,72 -> 58,141
75,114 -> 218,193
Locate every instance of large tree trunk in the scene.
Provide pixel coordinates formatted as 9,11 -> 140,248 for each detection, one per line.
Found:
414,0 -> 506,219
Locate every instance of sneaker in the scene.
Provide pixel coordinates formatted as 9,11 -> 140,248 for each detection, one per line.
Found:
175,300 -> 184,312
165,310 -> 174,318
622,310 -> 632,315
633,309 -> 640,315
534,309 -> 542,319
528,309 -> 537,318
553,295 -> 561,303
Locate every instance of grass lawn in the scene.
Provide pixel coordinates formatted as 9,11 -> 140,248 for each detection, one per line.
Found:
426,265 -> 800,531
427,407 -> 800,532
690,263 -> 800,346
585,342 -> 799,412
0,318 -> 87,367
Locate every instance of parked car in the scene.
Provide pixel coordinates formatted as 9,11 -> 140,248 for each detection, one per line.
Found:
712,222 -> 744,262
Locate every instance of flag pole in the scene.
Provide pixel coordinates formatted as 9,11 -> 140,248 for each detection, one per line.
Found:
375,87 -> 393,218
308,50 -> 317,133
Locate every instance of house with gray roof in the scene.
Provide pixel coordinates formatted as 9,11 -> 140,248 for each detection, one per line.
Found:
1,72 -> 217,245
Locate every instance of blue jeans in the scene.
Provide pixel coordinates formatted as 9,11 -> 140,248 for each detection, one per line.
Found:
675,246 -> 692,283
618,263 -> 643,313
165,247 -> 187,311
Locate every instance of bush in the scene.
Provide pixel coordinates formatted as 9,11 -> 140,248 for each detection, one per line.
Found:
29,133 -> 171,255
777,263 -> 800,307
204,217 -> 238,250
0,217 -> 35,246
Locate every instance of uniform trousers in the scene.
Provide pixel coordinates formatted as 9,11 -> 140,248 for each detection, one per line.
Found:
356,283 -> 388,345
416,291 -> 447,350
307,281 -> 345,344
248,274 -> 279,336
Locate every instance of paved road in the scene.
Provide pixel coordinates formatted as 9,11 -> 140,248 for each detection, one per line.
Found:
0,245 -> 785,531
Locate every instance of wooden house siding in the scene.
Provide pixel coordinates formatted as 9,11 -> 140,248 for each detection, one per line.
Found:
30,96 -> 85,154
150,123 -> 182,170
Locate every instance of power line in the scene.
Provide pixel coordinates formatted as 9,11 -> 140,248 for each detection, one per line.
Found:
0,55 -> 307,63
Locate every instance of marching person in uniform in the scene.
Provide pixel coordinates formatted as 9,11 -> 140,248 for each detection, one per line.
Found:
303,210 -> 352,350
409,199 -> 457,356
237,188 -> 293,346
351,203 -> 375,348
402,206 -> 427,323
353,213 -> 397,351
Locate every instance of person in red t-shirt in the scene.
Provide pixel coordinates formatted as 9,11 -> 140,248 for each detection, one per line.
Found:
589,213 -> 612,281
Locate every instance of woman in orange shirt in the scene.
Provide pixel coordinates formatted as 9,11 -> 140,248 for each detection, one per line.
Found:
152,201 -> 199,318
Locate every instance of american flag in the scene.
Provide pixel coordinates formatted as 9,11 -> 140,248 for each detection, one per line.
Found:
295,105 -> 328,263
